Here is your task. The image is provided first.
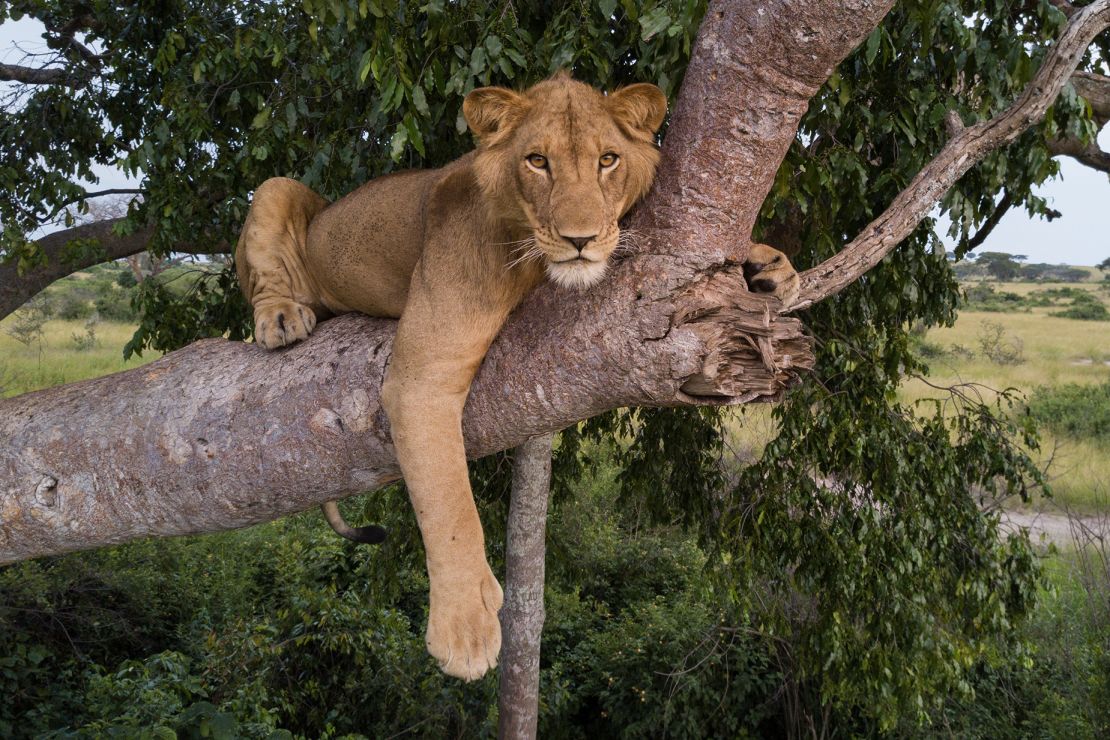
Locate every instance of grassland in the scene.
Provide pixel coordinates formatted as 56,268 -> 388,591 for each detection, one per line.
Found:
721,280 -> 1110,511
904,280 -> 1110,511
0,318 -> 157,397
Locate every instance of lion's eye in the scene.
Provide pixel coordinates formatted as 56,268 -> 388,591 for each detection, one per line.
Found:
526,153 -> 548,170
599,152 -> 619,168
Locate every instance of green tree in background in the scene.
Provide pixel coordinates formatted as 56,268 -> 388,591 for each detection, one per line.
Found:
976,250 -> 1029,280
2,0 -> 1110,734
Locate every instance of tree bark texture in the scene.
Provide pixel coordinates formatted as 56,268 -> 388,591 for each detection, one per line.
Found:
3,0 -> 1109,564
497,434 -> 553,740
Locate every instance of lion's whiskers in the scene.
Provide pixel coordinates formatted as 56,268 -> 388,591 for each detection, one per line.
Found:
503,238 -> 543,271
612,229 -> 644,257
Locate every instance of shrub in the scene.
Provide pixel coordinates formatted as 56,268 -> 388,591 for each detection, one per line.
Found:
1026,382 -> 1110,442
71,315 -> 101,351
55,292 -> 94,320
977,321 -> 1024,365
962,284 -> 1028,312
1052,301 -> 1109,321
94,288 -> 139,322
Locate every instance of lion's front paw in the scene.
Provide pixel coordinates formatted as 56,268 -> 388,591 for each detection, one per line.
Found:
254,300 -> 317,350
426,565 -> 503,681
743,243 -> 800,308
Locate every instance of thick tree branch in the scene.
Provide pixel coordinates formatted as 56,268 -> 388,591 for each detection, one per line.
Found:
1,218 -> 231,321
793,0 -> 1110,308
1047,70 -> 1110,173
3,0 -> 1107,564
1072,71 -> 1110,124
1,218 -> 151,319
1048,132 -> 1110,172
0,61 -> 88,88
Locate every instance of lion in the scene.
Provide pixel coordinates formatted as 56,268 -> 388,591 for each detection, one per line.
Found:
235,73 -> 800,681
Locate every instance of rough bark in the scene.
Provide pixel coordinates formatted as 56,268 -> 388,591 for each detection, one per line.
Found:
3,0 -> 1109,564
497,434 -> 553,740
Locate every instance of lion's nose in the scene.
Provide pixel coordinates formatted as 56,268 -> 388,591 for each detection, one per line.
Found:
562,234 -> 597,253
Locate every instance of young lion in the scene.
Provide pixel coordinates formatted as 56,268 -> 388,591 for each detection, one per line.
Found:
236,74 -> 800,681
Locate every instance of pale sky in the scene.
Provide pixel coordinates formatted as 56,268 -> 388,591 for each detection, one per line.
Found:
3,17 -> 1108,266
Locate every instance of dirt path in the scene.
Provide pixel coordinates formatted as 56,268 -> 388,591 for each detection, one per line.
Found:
999,508 -> 1107,547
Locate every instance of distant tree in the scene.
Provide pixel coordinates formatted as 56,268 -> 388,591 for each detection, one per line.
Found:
975,251 -> 1028,280
1099,256 -> 1110,272
1053,267 -> 1091,282
1020,262 -> 1052,280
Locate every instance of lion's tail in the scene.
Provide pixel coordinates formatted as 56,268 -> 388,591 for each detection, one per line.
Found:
321,501 -> 387,545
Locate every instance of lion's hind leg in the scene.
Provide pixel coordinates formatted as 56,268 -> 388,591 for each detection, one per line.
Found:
236,177 -> 329,349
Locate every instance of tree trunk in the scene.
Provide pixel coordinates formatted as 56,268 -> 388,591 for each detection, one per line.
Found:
2,0 -> 1108,564
497,434 -> 554,740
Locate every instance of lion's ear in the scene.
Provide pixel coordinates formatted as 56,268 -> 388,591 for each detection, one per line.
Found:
606,83 -> 667,137
463,87 -> 527,142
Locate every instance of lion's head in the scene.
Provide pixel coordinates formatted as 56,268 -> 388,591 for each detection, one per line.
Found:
463,73 -> 667,289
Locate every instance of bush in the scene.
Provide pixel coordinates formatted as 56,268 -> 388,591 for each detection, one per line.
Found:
71,315 -> 101,351
1026,382 -> 1110,442
55,292 -> 95,320
977,321 -> 1024,365
962,284 -> 1028,312
1052,301 -> 1110,321
94,288 -> 139,322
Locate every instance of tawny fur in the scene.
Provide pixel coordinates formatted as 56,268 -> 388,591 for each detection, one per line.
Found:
236,74 -> 800,681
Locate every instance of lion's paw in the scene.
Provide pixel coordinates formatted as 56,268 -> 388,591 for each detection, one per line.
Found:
254,300 -> 317,350
743,243 -> 800,308
426,566 -> 503,681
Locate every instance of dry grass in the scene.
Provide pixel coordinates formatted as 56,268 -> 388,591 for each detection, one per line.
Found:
722,283 -> 1110,511
903,284 -> 1110,511
0,318 -> 158,397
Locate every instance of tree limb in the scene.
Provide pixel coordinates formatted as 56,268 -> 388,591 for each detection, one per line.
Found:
3,0 -> 1108,564
0,62 -> 88,88
959,190 -> 1015,255
1046,70 -> 1110,173
1072,71 -> 1110,124
0,219 -> 231,321
793,0 -> 1110,308
1048,132 -> 1110,172
498,434 -> 553,740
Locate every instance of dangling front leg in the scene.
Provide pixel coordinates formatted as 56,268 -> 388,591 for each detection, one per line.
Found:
381,272 -> 513,681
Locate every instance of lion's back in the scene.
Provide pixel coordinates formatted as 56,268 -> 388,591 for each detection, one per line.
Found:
305,167 -> 442,317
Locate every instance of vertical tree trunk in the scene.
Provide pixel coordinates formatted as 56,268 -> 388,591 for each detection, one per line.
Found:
497,434 -> 554,740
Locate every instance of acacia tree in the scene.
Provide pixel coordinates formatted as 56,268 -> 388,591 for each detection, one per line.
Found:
2,0 -> 1110,730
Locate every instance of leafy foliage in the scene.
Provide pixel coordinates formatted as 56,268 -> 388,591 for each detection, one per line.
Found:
1027,380 -> 1110,441
3,0 -> 1107,733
